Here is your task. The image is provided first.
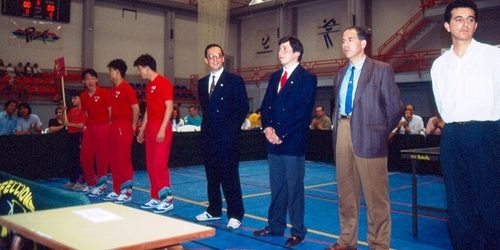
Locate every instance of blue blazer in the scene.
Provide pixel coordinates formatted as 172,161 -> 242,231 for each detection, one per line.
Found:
331,57 -> 402,158
261,65 -> 317,156
198,70 -> 249,152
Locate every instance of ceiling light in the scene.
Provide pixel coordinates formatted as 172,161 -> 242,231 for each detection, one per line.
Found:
249,0 -> 274,6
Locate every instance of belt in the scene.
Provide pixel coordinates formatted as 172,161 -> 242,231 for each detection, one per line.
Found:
340,115 -> 351,119
455,121 -> 479,125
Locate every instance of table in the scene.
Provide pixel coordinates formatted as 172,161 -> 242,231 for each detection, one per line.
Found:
0,202 -> 215,249
400,147 -> 447,239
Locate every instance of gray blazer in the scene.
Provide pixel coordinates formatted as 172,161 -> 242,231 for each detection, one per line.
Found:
331,57 -> 402,158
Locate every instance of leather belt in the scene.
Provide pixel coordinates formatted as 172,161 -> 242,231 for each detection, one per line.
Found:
456,121 -> 478,125
340,115 -> 351,119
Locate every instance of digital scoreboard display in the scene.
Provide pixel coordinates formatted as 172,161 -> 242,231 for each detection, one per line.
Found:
1,0 -> 71,23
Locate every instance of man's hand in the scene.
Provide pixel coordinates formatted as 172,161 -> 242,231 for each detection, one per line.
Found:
264,127 -> 282,145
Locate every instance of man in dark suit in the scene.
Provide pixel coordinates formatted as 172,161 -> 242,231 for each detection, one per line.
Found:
195,44 -> 248,230
325,26 -> 402,250
253,36 -> 317,247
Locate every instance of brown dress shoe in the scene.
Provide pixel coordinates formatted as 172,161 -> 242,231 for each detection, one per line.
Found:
253,227 -> 272,236
325,243 -> 355,250
285,236 -> 304,247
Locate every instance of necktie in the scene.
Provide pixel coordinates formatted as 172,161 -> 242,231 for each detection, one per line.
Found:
345,66 -> 355,115
279,71 -> 288,92
209,75 -> 216,97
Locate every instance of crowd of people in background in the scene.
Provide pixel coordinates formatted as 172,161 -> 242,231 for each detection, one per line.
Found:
0,59 -> 43,79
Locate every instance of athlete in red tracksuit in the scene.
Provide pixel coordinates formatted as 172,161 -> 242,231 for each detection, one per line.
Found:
104,59 -> 139,203
134,54 -> 174,213
79,68 -> 111,196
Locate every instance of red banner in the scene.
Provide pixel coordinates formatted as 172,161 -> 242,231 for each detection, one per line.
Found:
54,57 -> 66,78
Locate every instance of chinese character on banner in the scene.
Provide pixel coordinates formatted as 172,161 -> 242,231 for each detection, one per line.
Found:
54,57 -> 66,78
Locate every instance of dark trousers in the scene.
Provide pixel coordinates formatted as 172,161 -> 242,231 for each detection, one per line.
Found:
440,120 -> 500,250
203,149 -> 244,221
267,154 -> 307,238
67,132 -> 83,183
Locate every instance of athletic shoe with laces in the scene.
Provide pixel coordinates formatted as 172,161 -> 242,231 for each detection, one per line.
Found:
80,186 -> 93,195
88,185 -> 107,197
114,193 -> 132,204
152,199 -> 174,214
103,192 -> 119,201
141,199 -> 161,209
72,182 -> 86,191
196,211 -> 221,221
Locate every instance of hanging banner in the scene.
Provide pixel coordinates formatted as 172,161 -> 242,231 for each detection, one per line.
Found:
8,17 -> 63,50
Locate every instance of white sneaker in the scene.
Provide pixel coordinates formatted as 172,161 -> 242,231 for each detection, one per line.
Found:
152,200 -> 174,214
196,211 -> 221,221
88,185 -> 107,197
227,218 -> 241,229
80,186 -> 93,194
114,194 -> 132,204
103,192 -> 119,201
141,199 -> 161,209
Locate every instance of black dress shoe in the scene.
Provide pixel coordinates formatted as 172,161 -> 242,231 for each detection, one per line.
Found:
253,227 -> 272,236
285,236 -> 304,247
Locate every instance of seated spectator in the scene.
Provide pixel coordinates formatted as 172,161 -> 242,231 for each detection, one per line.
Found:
32,63 -> 42,77
24,62 -> 33,78
0,100 -> 18,135
0,59 -> 5,77
5,63 -> 15,78
405,104 -> 424,124
171,107 -> 184,131
425,112 -> 445,136
184,105 -> 202,126
248,108 -> 262,130
48,106 -> 67,133
15,102 -> 43,135
392,109 -> 425,136
310,105 -> 332,130
15,62 -> 24,77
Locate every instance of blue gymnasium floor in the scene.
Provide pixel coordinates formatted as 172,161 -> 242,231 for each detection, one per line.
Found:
38,160 -> 452,250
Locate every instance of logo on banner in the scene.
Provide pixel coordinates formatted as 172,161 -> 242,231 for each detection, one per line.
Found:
8,17 -> 63,50
0,179 -> 36,237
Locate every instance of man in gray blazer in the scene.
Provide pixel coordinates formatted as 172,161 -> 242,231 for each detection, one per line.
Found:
326,26 -> 402,250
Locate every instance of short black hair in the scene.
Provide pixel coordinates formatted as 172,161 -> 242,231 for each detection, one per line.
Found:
81,68 -> 98,80
4,100 -> 18,109
344,26 -> 372,42
204,44 -> 224,58
107,59 -> 127,78
133,54 -> 157,72
444,0 -> 478,23
17,102 -> 32,116
278,36 -> 304,62
70,89 -> 83,97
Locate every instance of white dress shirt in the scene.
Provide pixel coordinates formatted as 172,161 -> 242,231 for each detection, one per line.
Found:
431,39 -> 500,123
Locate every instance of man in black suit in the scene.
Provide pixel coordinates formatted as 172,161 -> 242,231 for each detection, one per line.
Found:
195,44 -> 249,230
254,36 -> 317,247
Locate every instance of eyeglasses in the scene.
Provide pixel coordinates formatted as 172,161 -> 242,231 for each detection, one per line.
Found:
207,54 -> 222,60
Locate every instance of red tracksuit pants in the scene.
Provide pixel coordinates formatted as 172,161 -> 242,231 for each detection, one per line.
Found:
80,122 -> 110,187
109,120 -> 134,194
145,120 -> 172,199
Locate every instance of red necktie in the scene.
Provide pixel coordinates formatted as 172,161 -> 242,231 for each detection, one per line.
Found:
279,71 -> 288,92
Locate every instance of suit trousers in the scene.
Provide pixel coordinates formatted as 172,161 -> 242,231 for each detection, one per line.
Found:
440,121 -> 500,250
203,148 -> 244,221
335,118 -> 391,250
267,153 -> 307,238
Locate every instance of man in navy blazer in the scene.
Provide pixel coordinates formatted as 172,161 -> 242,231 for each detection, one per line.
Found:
195,44 -> 249,230
326,26 -> 402,250
254,36 -> 317,247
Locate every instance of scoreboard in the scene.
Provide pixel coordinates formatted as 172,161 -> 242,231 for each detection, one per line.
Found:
1,0 -> 71,23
